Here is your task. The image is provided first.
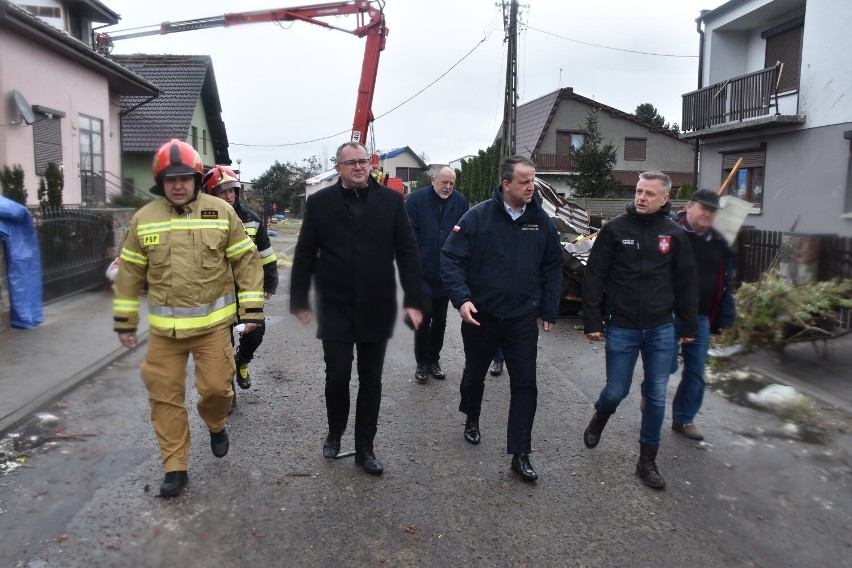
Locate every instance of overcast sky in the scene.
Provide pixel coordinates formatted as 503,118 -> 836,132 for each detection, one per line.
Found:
102,0 -> 726,180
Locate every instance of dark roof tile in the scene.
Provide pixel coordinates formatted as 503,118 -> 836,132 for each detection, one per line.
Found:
111,54 -> 228,163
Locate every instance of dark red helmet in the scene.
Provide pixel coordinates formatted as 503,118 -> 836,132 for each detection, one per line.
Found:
151,139 -> 203,195
202,165 -> 241,196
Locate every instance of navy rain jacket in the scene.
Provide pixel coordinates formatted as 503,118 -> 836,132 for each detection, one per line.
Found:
405,185 -> 468,297
441,186 -> 564,323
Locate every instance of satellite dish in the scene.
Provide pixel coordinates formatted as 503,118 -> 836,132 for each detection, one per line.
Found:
12,90 -> 35,125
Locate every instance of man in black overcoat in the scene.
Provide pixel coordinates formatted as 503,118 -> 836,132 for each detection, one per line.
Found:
290,141 -> 423,475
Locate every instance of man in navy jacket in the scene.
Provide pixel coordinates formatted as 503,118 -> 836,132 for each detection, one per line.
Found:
405,166 -> 468,383
441,156 -> 563,482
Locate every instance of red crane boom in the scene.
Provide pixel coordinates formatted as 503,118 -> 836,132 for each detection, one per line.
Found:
98,1 -> 387,146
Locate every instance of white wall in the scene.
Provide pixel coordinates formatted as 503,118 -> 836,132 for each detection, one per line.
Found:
798,0 -> 852,128
702,0 -> 806,86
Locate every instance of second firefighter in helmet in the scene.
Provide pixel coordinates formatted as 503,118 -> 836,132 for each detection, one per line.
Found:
203,165 -> 278,401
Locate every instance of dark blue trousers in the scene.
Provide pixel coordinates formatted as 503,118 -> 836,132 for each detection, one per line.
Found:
459,312 -> 539,454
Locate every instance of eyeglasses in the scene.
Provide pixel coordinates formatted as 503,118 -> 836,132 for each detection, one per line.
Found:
338,159 -> 371,168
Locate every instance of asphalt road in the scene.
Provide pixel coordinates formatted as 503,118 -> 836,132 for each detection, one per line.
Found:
2,232 -> 851,567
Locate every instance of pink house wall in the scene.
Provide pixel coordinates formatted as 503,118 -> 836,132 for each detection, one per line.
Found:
0,30 -> 122,206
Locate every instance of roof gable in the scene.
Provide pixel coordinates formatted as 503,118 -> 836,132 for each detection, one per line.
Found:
378,146 -> 428,169
513,88 -> 689,158
112,54 -> 229,163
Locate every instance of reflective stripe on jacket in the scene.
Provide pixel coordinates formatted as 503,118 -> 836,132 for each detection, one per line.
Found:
234,200 -> 279,294
113,193 -> 264,338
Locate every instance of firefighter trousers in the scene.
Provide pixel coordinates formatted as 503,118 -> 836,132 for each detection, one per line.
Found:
140,327 -> 235,472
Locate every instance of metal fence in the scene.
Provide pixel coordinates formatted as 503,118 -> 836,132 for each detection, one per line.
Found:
735,228 -> 783,285
36,207 -> 111,303
735,229 -> 852,285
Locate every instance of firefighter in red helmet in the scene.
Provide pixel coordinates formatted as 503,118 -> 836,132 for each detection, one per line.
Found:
202,165 -> 278,409
113,139 -> 265,497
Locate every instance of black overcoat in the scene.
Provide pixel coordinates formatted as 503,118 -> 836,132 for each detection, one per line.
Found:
290,177 -> 422,342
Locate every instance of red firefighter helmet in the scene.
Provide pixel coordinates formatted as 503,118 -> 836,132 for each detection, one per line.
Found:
202,165 -> 241,196
151,139 -> 204,195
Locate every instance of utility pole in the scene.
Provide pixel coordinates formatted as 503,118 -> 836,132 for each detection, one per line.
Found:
500,0 -> 519,160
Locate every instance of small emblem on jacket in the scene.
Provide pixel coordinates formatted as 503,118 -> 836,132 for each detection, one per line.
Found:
452,225 -> 461,232
143,234 -> 160,246
622,238 -> 635,246
658,235 -> 672,254
521,224 -> 539,231
201,210 -> 219,219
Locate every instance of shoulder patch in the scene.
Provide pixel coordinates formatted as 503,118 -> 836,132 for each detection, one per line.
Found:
452,225 -> 461,232
201,209 -> 219,219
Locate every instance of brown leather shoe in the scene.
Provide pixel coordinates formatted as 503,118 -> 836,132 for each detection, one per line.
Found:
672,423 -> 704,440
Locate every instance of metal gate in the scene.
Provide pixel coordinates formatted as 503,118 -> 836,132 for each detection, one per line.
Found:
36,207 -> 110,303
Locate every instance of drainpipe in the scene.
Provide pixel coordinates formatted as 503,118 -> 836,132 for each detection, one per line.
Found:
693,11 -> 709,189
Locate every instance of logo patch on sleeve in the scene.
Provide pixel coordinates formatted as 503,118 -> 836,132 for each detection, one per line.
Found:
452,225 -> 461,232
201,209 -> 219,219
143,234 -> 160,246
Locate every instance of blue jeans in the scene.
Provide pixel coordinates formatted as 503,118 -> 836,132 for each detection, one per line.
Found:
594,323 -> 675,446
670,315 -> 711,426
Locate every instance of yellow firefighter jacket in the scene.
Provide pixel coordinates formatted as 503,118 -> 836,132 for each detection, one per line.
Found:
113,192 -> 264,338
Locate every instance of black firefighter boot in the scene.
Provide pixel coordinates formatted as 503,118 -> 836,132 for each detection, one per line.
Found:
636,443 -> 666,489
583,411 -> 610,449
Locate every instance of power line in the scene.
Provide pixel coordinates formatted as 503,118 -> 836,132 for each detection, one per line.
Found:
525,25 -> 698,58
228,34 -> 494,149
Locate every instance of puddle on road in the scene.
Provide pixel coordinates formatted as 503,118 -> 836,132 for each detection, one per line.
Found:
709,373 -> 771,408
0,412 -> 62,475
707,369 -> 835,445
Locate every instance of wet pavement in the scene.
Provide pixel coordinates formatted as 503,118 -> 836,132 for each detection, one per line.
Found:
1,232 -> 851,566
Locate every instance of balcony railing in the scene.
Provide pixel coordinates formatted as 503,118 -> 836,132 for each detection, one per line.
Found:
531,152 -> 571,172
682,64 -> 781,132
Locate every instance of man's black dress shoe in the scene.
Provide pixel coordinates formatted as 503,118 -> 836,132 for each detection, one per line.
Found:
210,427 -> 229,458
427,363 -> 445,380
511,453 -> 538,481
415,365 -> 428,383
354,450 -> 384,474
464,417 -> 481,445
160,470 -> 189,497
323,432 -> 342,458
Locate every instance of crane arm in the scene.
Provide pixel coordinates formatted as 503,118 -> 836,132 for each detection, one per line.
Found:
98,1 -> 387,145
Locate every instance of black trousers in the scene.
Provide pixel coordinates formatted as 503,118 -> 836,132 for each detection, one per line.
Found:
413,294 -> 449,365
458,313 -> 539,454
235,321 -> 265,361
322,340 -> 388,452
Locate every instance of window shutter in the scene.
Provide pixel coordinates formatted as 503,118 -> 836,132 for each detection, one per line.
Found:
722,149 -> 765,169
33,116 -> 62,175
556,131 -> 571,156
765,25 -> 802,93
624,138 -> 646,161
